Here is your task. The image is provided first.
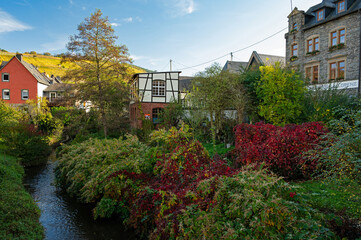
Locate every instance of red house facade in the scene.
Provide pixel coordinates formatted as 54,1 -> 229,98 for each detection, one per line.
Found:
0,54 -> 51,105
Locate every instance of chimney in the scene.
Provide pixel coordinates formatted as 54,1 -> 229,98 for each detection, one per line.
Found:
16,54 -> 23,62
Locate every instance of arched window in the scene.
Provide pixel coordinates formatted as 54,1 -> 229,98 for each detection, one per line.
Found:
152,108 -> 163,123
152,80 -> 165,96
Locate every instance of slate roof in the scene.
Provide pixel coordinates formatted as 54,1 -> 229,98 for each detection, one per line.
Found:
0,56 -> 51,86
303,0 -> 361,29
222,61 -> 248,73
0,61 -> 8,70
246,51 -> 285,69
21,60 -> 51,85
44,83 -> 72,92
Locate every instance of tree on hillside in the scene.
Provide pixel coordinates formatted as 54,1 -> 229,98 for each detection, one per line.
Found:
256,63 -> 306,126
63,9 -> 132,138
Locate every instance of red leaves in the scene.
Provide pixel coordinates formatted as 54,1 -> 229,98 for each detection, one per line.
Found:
233,122 -> 328,179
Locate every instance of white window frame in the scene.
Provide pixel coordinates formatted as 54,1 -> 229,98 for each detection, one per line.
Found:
152,80 -> 165,97
2,89 -> 10,100
21,89 -> 29,100
2,73 -> 9,82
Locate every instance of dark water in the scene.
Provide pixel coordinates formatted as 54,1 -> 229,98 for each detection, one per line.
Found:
24,161 -> 138,240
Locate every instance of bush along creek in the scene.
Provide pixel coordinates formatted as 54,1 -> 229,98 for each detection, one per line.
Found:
55,124 -> 361,239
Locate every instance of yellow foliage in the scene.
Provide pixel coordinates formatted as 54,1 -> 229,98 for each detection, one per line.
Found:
0,52 -> 145,78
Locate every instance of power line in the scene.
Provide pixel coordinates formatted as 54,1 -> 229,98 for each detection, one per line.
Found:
177,26 -> 288,71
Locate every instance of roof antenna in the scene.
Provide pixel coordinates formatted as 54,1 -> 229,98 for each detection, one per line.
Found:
230,52 -> 233,61
290,0 -> 293,11
170,59 -> 172,71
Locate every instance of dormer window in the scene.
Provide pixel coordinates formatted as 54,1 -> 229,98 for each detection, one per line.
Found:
317,9 -> 324,21
337,0 -> 346,13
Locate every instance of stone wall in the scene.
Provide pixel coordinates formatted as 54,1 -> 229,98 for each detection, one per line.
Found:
285,10 -> 361,93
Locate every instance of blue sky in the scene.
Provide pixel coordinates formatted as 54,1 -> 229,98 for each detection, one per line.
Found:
0,0 -> 320,76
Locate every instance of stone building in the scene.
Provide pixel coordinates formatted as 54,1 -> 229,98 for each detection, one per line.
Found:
285,0 -> 361,94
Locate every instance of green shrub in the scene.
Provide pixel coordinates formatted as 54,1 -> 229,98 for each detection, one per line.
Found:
0,153 -> 44,239
55,135 -> 150,219
176,166 -> 334,239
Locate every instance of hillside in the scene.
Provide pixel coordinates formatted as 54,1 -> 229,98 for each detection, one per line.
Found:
0,52 -> 147,78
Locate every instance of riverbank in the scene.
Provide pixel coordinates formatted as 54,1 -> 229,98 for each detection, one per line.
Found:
0,152 -> 44,240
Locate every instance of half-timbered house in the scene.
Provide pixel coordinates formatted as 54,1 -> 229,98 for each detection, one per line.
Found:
130,71 -> 180,128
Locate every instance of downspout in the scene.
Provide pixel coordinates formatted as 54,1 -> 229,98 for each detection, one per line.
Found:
358,9 -> 361,97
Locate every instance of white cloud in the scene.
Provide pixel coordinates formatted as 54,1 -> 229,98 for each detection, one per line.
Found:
111,23 -> 120,27
163,0 -> 197,17
0,9 -> 32,33
69,0 -> 74,5
82,6 -> 86,10
123,17 -> 133,23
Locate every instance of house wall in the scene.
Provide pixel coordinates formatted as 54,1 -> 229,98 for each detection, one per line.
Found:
0,57 -> 38,104
130,102 -> 168,129
286,9 -> 361,93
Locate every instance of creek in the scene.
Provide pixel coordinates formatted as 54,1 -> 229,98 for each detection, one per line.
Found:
24,161 -> 138,240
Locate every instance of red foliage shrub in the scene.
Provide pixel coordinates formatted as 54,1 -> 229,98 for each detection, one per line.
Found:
110,139 -> 237,239
233,122 -> 328,179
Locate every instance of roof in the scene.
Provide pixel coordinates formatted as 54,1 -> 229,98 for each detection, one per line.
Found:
222,61 -> 248,73
21,60 -> 51,85
179,76 -> 193,91
303,0 -> 361,29
0,56 -> 51,86
306,0 -> 335,14
246,51 -> 285,69
44,83 -> 72,92
0,61 -> 8,70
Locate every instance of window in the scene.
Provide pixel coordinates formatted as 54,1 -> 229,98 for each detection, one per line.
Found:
307,37 -> 320,53
331,28 -> 345,46
339,29 -> 345,44
50,92 -> 56,102
152,108 -> 163,123
21,90 -> 29,100
2,73 -> 9,82
317,9 -> 324,21
2,89 -> 10,100
329,60 -> 345,80
315,37 -> 320,51
305,65 -> 319,84
337,0 -> 346,13
152,80 -> 165,97
292,44 -> 298,57
330,63 -> 337,80
293,23 -> 298,31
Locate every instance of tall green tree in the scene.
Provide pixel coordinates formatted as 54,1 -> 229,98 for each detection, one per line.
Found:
256,63 -> 306,126
191,63 -> 247,146
64,9 -> 131,138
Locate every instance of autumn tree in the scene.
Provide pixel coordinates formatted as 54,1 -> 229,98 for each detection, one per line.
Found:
63,9 -> 131,138
256,63 -> 306,126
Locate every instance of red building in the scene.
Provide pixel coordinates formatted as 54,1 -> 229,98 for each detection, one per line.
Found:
0,54 -> 51,105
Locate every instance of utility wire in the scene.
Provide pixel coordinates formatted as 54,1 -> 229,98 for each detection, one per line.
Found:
177,27 -> 288,71
173,60 -> 202,72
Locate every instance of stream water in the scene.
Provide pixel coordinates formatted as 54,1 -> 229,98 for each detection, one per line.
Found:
24,161 -> 138,240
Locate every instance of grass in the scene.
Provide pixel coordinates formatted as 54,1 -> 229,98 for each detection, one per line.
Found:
0,150 -> 44,240
202,142 -> 234,157
0,52 -> 146,78
294,178 -> 361,219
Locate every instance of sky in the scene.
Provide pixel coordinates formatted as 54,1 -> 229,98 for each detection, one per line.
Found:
0,0 -> 321,76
